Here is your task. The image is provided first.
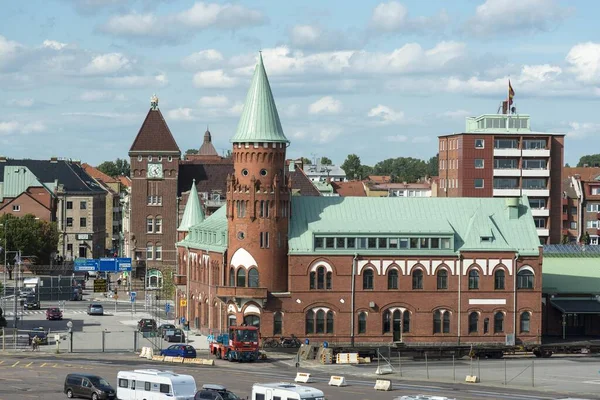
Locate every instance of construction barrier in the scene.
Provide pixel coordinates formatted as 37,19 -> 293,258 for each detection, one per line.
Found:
375,365 -> 393,375
358,356 -> 371,364
374,379 -> 392,391
140,347 -> 153,358
171,356 -> 184,363
163,356 -> 174,363
336,353 -> 359,364
294,372 -> 312,383
151,355 -> 165,362
465,375 -> 480,383
328,376 -> 346,387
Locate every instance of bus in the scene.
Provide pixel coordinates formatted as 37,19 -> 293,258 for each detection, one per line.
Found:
116,369 -> 196,400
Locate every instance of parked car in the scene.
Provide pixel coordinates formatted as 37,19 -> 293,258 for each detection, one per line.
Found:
24,295 -> 40,310
87,304 -> 104,316
165,328 -> 185,343
71,288 -> 83,301
46,307 -> 63,320
19,287 -> 35,298
137,318 -> 157,332
195,384 -> 241,400
160,344 -> 196,358
158,323 -> 176,338
64,373 -> 116,399
28,327 -> 48,345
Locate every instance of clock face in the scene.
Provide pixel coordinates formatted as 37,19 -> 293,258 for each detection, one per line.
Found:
147,163 -> 163,179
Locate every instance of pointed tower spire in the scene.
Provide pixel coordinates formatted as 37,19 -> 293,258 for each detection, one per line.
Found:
177,179 -> 205,232
231,52 -> 289,144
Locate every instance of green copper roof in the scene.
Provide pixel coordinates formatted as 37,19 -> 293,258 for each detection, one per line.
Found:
178,205 -> 227,253
1,165 -> 46,201
543,257 -> 600,294
230,53 -> 289,144
288,196 -> 541,255
178,180 -> 204,232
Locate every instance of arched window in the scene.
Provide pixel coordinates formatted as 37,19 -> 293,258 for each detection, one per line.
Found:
433,310 -> 442,334
248,269 -> 259,288
403,311 -> 410,333
316,310 -> 325,334
146,269 -> 163,289
517,269 -> 534,289
244,315 -> 260,328
309,271 -> 316,289
388,269 -> 398,289
146,242 -> 153,260
412,269 -> 423,290
469,312 -> 478,334
495,269 -> 505,290
468,270 -> 480,290
305,310 -> 314,334
326,271 -> 332,289
317,267 -> 325,289
273,312 -> 283,335
236,268 -> 246,287
326,311 -> 334,333
229,267 -> 235,286
363,269 -> 374,290
443,312 -> 450,333
382,310 -> 391,333
494,312 -> 504,333
520,312 -> 531,333
358,312 -> 367,334
437,269 -> 448,289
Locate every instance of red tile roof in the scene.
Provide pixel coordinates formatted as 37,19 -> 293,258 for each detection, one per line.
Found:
331,181 -> 366,196
82,163 -> 119,183
563,167 -> 600,181
118,175 -> 131,188
368,175 -> 391,183
129,109 -> 181,153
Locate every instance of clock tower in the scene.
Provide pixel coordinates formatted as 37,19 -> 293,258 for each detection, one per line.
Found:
129,94 -> 181,272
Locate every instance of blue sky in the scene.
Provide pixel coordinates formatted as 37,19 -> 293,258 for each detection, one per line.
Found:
1,0 -> 599,166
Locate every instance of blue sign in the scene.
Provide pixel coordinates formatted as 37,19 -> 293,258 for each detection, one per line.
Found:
131,291 -> 137,298
99,258 -> 116,272
165,303 -> 171,313
74,259 -> 98,271
117,258 -> 132,272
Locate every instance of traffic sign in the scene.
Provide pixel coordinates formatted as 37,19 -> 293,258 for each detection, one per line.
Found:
165,303 -> 171,313
74,259 -> 98,271
131,291 -> 137,298
180,299 -> 187,307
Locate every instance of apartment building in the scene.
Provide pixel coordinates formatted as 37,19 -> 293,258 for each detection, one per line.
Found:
438,113 -> 565,244
562,167 -> 600,245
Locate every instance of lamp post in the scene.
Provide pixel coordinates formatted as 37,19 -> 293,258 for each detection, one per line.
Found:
0,221 -> 6,309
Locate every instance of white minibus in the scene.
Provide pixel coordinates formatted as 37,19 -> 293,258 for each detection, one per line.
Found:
251,383 -> 325,400
116,369 -> 196,400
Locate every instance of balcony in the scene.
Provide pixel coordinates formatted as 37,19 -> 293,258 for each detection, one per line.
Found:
493,188 -> 521,196
522,149 -> 550,157
522,169 -> 550,177
216,286 -> 269,308
493,169 -> 521,177
493,148 -> 521,157
536,228 -> 550,236
522,188 -> 549,197
531,208 -> 550,217
174,275 -> 187,286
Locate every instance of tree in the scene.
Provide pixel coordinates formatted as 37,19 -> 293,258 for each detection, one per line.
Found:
561,234 -> 570,244
373,157 -> 429,183
97,158 -> 130,178
577,154 -> 600,167
0,214 -> 59,278
300,157 -> 312,166
565,163 -> 571,168
582,231 -> 591,245
341,154 -> 363,180
427,154 -> 439,177
185,149 -> 199,155
320,157 -> 333,166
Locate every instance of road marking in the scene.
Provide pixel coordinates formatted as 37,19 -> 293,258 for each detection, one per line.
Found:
0,360 -> 4,365
24,362 -> 33,368
582,380 -> 600,384
40,363 -> 47,367
11,361 -> 19,367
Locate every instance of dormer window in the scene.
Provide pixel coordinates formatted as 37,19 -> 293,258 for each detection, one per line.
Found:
481,236 -> 493,243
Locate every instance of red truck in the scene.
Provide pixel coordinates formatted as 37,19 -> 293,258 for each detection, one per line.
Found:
209,326 -> 260,362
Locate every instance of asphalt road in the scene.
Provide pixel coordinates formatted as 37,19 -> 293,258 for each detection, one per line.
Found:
0,353 -> 581,400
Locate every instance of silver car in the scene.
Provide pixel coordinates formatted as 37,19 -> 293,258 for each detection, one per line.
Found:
87,304 -> 104,315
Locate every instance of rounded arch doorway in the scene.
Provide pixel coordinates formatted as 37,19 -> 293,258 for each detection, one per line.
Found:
243,315 -> 260,328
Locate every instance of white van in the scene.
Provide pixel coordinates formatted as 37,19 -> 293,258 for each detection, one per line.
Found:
117,369 -> 197,400
251,383 -> 325,400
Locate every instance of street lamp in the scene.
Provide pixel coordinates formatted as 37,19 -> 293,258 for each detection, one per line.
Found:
0,221 -> 7,308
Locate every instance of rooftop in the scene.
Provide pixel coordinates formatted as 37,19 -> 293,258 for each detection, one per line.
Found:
129,101 -> 181,154
331,181 -> 366,197
440,113 -> 564,137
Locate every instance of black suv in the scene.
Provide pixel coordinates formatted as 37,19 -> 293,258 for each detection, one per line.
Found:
137,318 -> 157,332
195,384 -> 241,400
24,295 -> 40,310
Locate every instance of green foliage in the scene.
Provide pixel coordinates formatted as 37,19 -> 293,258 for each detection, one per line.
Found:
97,158 -> 130,177
300,157 -> 311,165
185,149 -> 199,155
565,163 -> 571,168
341,154 -> 363,180
373,157 -> 430,183
582,231 -> 591,245
320,157 -> 333,165
577,154 -> 600,167
0,214 -> 59,266
561,234 -> 570,244
161,268 -> 175,299
427,154 -> 439,177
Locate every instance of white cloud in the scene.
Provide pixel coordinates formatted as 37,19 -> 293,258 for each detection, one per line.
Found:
105,73 -> 167,88
79,91 -> 126,102
181,49 -> 224,70
193,69 -> 237,88
567,122 -> 600,140
81,53 -> 131,75
290,25 -> 321,48
520,64 -> 562,82
175,2 -> 265,30
566,42 -> 600,84
101,13 -> 158,37
308,96 -> 343,115
42,40 -> 67,50
198,95 -> 229,108
288,24 -> 354,50
0,121 -> 46,135
467,0 -> 569,37
314,127 -> 342,143
0,35 -> 22,67
7,98 -> 34,108
368,105 -> 405,124
385,135 -> 408,142
167,108 -> 197,121
369,1 -> 449,33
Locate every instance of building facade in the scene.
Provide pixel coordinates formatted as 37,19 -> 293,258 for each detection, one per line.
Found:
438,113 -> 565,244
175,55 -> 543,346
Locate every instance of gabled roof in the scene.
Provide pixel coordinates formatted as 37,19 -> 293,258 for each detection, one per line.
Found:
178,205 -> 228,253
332,181 -> 366,197
178,162 -> 233,197
231,53 -> 289,144
288,166 -> 321,196
82,163 -> 119,184
178,180 -> 205,232
563,167 -> 600,181
1,165 -> 46,200
129,108 -> 181,154
118,175 -> 131,188
199,130 -> 219,157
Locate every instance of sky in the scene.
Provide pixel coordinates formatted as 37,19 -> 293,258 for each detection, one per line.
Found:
1,0 -> 599,167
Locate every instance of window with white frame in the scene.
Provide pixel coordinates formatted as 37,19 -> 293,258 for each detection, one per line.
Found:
570,221 -> 577,229
146,243 -> 153,260
147,217 -> 154,233
155,217 -> 162,233
474,179 -> 484,189
475,159 -> 484,169
529,198 -> 546,209
12,205 -> 20,212
587,220 -> 600,229
155,244 -> 162,260
587,203 -> 600,212
590,236 -> 599,245
533,218 -> 546,228
592,187 -> 600,195
475,139 -> 485,149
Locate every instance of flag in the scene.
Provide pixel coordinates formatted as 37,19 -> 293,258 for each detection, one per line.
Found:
508,80 -> 515,105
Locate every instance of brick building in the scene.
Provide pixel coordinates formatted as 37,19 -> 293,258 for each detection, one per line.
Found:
438,113 -> 565,244
175,54 -> 543,346
562,167 -> 600,245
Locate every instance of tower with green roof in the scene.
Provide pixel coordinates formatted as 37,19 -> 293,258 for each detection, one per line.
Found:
225,52 -> 291,300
